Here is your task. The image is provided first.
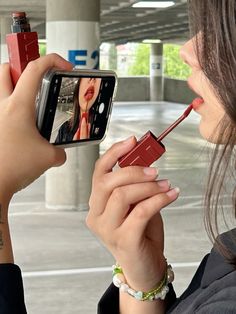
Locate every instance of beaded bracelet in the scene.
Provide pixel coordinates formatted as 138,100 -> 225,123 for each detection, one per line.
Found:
112,263 -> 174,301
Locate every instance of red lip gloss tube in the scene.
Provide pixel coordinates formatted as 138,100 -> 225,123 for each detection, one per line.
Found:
6,12 -> 40,87
118,104 -> 193,168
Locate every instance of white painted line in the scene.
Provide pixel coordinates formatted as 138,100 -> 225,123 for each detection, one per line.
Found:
22,267 -> 111,278
10,202 -> 45,207
22,262 -> 200,279
172,262 -> 200,268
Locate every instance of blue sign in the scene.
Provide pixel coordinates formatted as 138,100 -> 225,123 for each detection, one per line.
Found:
68,50 -> 99,69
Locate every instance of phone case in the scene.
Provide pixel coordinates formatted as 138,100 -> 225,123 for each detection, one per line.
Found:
37,68 -> 118,148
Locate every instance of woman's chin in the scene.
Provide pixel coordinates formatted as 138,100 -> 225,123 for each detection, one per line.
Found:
199,124 -> 220,144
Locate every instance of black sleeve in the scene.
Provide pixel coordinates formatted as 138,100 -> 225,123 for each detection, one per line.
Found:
55,122 -> 66,143
0,264 -> 27,314
97,283 -> 176,314
97,283 -> 119,314
55,121 -> 74,144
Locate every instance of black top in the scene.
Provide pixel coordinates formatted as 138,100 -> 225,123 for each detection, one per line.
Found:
0,229 -> 235,314
55,121 -> 75,143
0,264 -> 26,314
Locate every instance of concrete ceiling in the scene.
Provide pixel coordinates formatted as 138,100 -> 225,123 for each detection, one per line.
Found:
0,0 -> 189,44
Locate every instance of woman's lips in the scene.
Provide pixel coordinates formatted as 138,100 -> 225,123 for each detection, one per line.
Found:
84,86 -> 95,101
187,80 -> 204,109
192,97 -> 204,110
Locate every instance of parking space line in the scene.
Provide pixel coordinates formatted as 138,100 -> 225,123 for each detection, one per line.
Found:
22,262 -> 200,278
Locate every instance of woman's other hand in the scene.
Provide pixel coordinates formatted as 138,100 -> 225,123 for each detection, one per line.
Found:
86,137 -> 180,292
0,53 -> 73,200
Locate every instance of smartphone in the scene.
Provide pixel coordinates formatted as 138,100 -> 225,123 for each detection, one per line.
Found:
37,69 -> 117,148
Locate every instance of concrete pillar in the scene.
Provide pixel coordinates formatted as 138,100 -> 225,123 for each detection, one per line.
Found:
1,17 -> 12,63
109,44 -> 117,71
150,43 -> 164,101
46,0 -> 100,211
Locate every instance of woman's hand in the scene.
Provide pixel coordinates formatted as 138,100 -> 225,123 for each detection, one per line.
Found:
86,137 -> 180,292
73,114 -> 91,140
0,54 -> 73,200
73,117 -> 91,140
79,117 -> 91,139
0,54 -> 73,263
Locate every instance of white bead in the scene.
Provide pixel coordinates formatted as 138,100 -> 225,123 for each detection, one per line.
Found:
127,288 -> 136,297
154,292 -> 162,300
160,289 -> 167,300
120,284 -> 129,292
113,275 -> 122,288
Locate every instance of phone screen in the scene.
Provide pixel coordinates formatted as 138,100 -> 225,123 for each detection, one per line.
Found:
39,73 -> 116,146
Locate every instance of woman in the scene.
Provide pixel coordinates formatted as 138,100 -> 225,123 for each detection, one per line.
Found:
55,77 -> 102,143
0,1 -> 235,313
86,0 -> 236,313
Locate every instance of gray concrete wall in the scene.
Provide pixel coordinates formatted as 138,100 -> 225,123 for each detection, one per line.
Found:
116,76 -> 150,101
164,77 -> 196,104
116,76 -> 196,104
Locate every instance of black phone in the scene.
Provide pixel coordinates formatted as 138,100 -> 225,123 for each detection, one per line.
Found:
37,69 -> 117,147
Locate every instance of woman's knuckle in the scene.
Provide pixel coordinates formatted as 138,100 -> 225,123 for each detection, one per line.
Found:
124,166 -> 135,177
111,187 -> 125,202
124,166 -> 143,181
26,60 -> 39,72
98,176 -> 109,191
48,52 -> 59,59
135,204 -> 149,219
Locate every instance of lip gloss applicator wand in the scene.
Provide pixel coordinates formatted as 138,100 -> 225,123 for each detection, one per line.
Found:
118,99 -> 203,168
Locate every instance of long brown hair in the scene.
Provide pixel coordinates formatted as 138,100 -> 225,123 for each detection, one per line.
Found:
188,0 -> 236,265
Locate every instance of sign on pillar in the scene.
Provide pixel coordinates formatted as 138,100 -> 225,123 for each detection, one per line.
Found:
47,21 -> 100,69
150,43 -> 164,101
150,55 -> 163,77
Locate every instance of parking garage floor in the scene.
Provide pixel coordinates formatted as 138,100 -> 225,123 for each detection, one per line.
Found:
10,101 -> 215,314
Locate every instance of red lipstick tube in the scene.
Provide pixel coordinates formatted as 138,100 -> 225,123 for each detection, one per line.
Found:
6,12 -> 40,87
119,104 -> 193,168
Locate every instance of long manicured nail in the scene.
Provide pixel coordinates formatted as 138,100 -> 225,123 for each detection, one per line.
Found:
166,187 -> 180,198
157,179 -> 170,188
143,167 -> 158,176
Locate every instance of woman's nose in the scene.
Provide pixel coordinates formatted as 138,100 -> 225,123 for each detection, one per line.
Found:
179,38 -> 199,68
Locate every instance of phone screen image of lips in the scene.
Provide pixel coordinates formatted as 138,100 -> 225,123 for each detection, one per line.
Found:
84,86 -> 95,101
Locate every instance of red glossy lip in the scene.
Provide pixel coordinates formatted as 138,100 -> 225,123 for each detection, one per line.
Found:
84,86 -> 95,101
187,79 -> 204,109
192,97 -> 204,110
